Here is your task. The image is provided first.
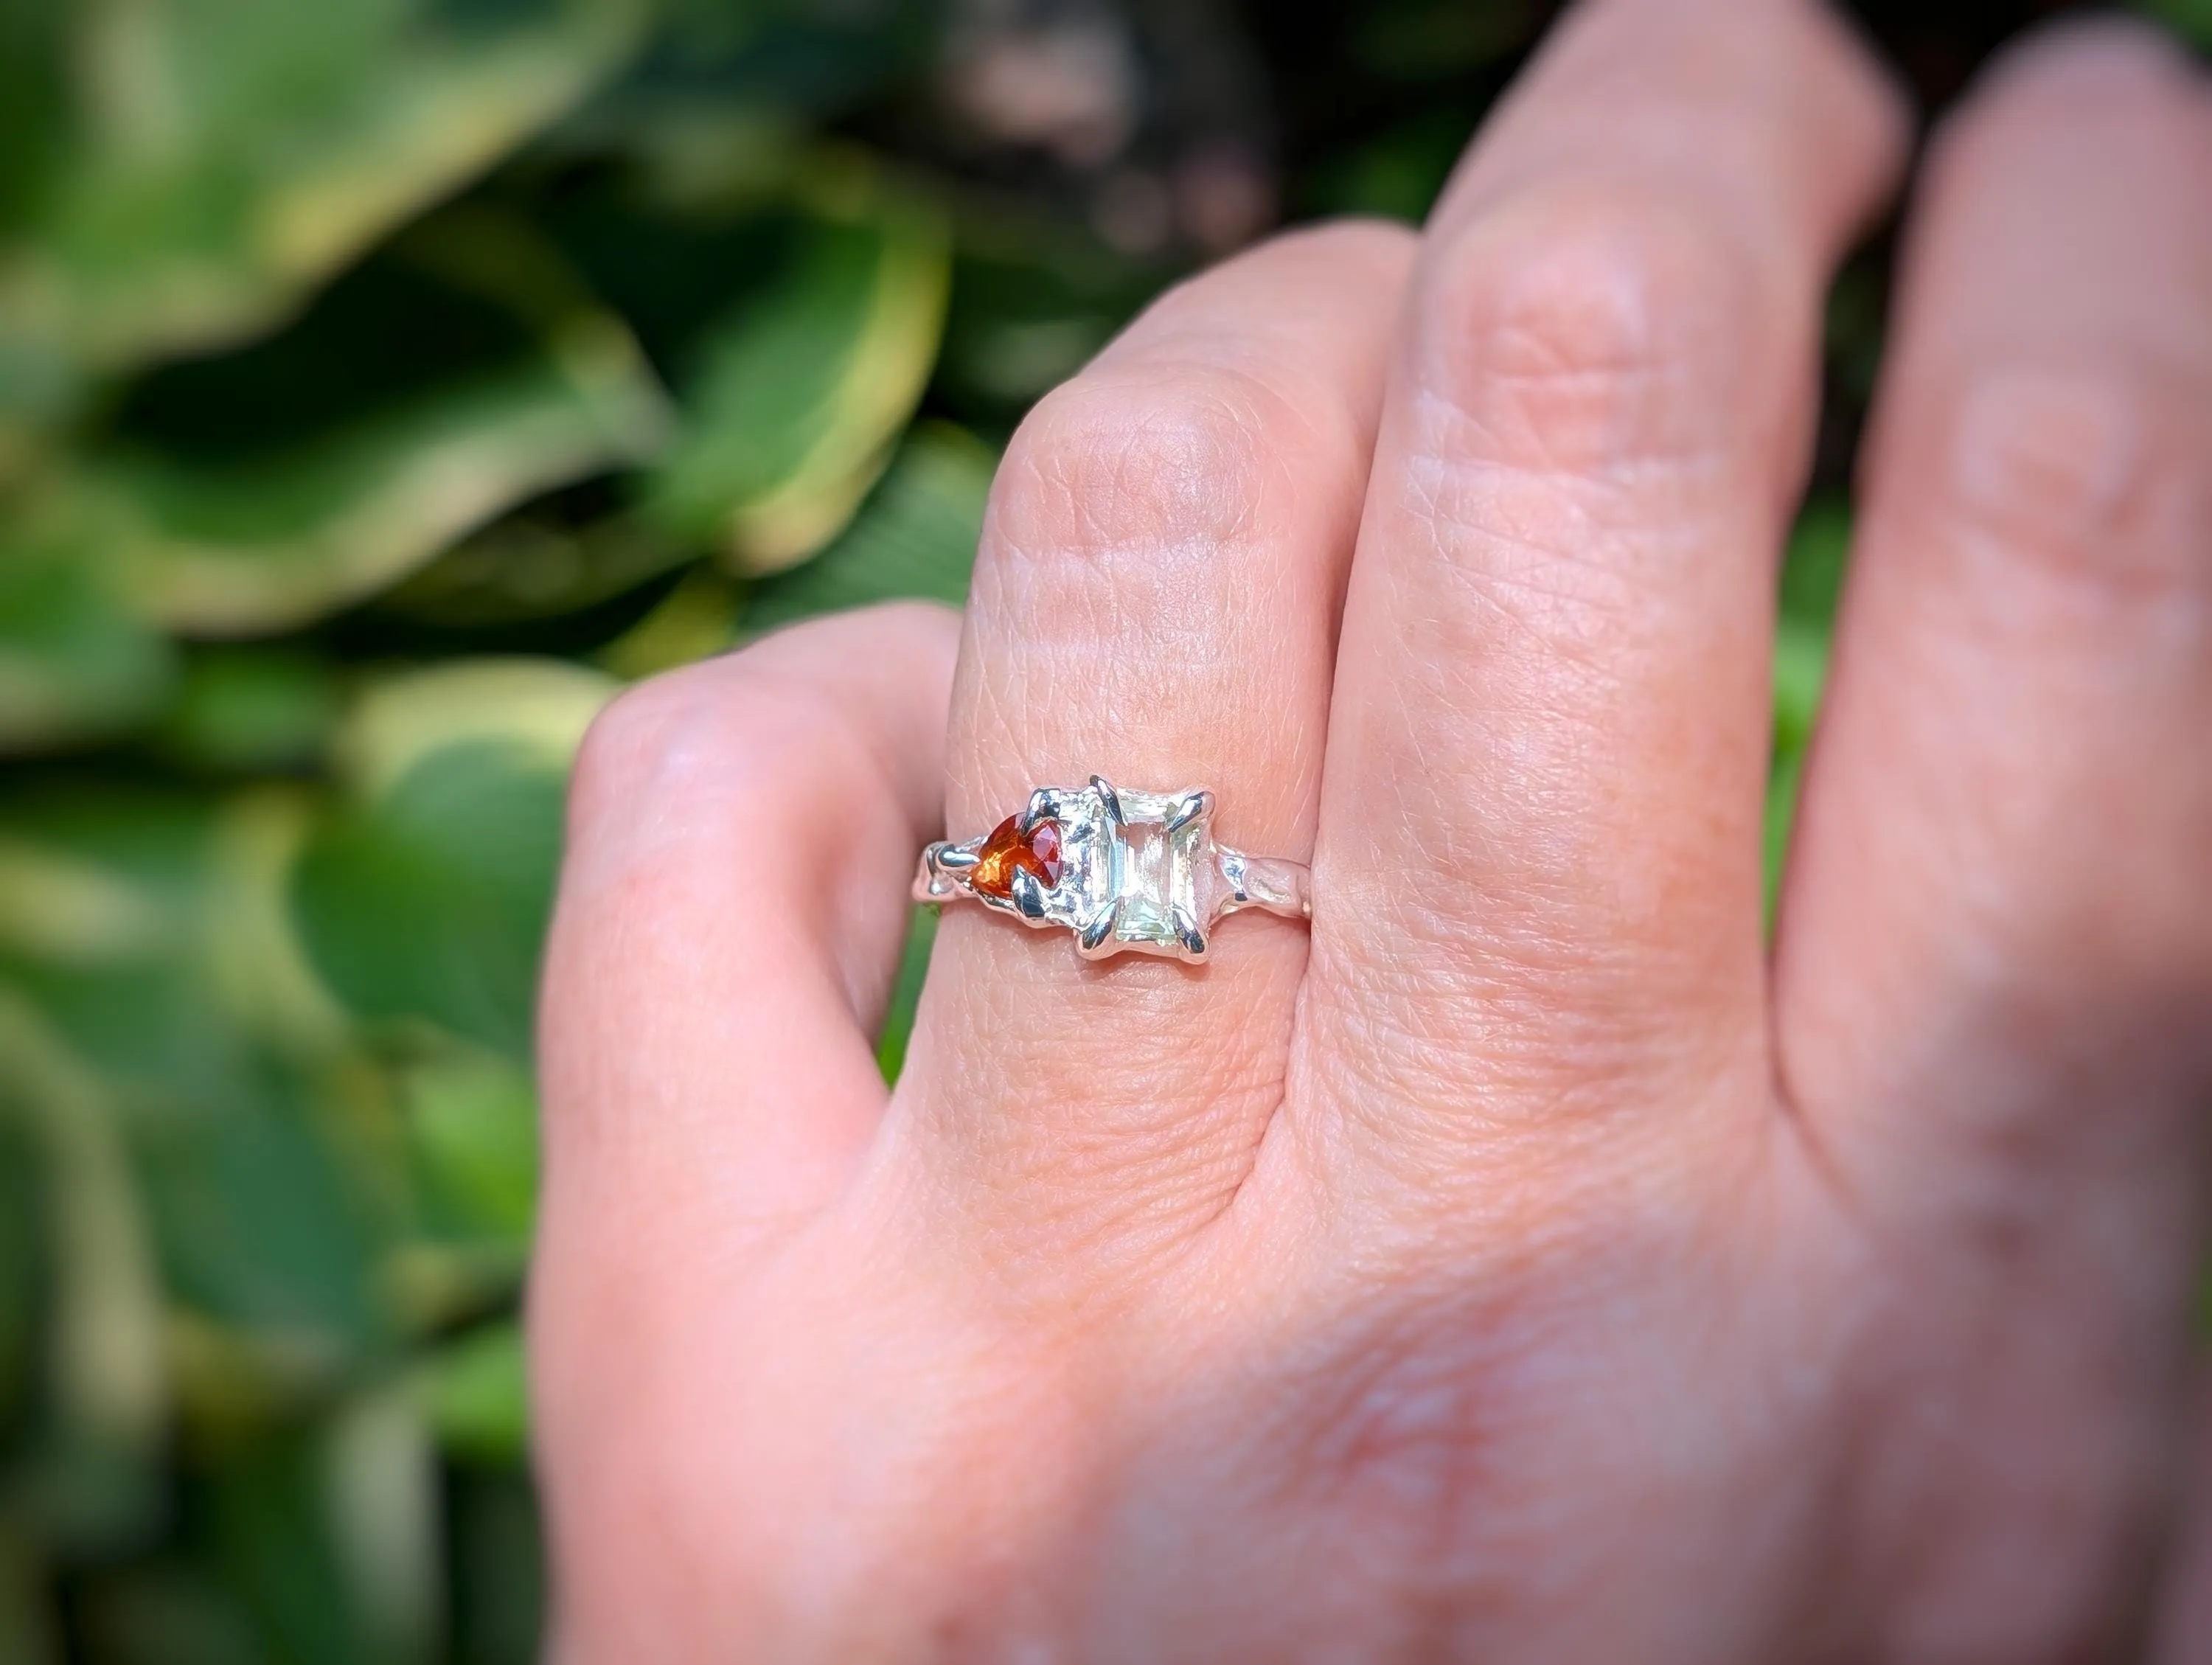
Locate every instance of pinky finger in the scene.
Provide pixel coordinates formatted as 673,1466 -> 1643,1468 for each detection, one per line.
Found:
535,600 -> 959,1250
529,602 -> 957,1660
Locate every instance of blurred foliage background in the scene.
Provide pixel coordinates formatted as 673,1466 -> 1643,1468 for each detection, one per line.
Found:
0,0 -> 2203,1659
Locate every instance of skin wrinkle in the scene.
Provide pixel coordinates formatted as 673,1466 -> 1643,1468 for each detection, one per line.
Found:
1414,185 -> 1766,430
990,365 -> 1321,571
1761,29 -> 2212,1660
536,11 -> 2212,1662
1186,1167 -> 1770,1659
1941,372 -> 2212,619
952,374 -> 1342,825
1795,408 -> 2212,1100
1386,393 -> 1776,700
1323,683 -> 1750,979
905,227 -> 1408,1246
1412,317 -> 1752,495
1304,970 -> 1728,1161
1385,492 -> 1712,683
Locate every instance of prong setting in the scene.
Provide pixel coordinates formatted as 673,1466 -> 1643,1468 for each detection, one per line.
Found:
1165,789 -> 1212,835
1091,774 -> 1124,830
910,778 -> 1308,962
1077,901 -> 1121,958
1009,866 -> 1049,920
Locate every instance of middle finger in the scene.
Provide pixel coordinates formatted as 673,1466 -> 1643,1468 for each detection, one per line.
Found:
1300,0 -> 1906,1193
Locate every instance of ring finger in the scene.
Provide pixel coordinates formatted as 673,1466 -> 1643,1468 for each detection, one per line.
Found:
887,222 -> 1414,1253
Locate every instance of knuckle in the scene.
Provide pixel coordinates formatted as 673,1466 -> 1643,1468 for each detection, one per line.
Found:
1930,358 -> 2211,605
1276,214 -> 1423,279
567,656 -> 855,838
1415,187 -> 1760,476
989,363 -> 1287,562
567,674 -> 697,827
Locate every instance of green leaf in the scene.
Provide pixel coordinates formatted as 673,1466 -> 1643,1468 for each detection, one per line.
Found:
81,226 -> 672,634
647,172 -> 950,574
379,496 -> 688,628
743,421 -> 992,635
327,656 -> 614,798
67,1557 -> 265,1665
0,0 -> 647,423
446,1465 -> 545,1665
936,242 -> 1127,415
874,905 -> 936,1084
596,563 -> 743,679
417,1320 -> 527,1466
400,1044 -> 538,1242
1767,498 -> 1850,924
323,1385 -> 439,1661
1772,619 -> 1829,763
1773,498 -> 1848,762
0,789 -> 394,1389
159,648 -> 343,774
293,743 -> 568,1060
0,1529 -> 60,1665
0,0 -> 67,240
1299,105 -> 1475,223
97,350 -> 661,635
0,508 -> 178,754
139,1057 -> 390,1351
0,1113 -> 38,1433
0,993 -> 167,1555
0,788 -> 342,1073
1764,746 -> 1806,928
1778,495 -> 1851,630
207,1431 -> 376,1665
292,658 -> 613,1057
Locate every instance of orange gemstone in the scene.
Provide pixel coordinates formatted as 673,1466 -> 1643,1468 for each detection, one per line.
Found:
968,815 -> 1063,901
1029,818 -> 1062,881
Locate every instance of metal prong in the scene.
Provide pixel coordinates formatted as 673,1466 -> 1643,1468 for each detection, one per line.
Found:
1165,788 -> 1214,835
1018,789 -> 1055,835
1077,901 -> 1121,959
1090,774 -> 1124,828
934,845 -> 978,871
1009,866 -> 1049,920
1172,906 -> 1208,964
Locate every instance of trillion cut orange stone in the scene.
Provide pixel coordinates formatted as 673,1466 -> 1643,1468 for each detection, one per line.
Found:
969,815 -> 1062,901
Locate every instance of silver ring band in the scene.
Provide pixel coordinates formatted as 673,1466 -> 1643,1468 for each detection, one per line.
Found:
914,775 -> 1310,964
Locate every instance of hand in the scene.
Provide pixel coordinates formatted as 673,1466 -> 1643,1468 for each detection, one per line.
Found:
529,2 -> 2212,1658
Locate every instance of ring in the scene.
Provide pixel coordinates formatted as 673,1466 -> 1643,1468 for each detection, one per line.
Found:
914,775 -> 1311,964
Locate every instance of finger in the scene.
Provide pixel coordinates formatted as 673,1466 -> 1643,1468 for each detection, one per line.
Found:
891,223 -> 1415,1240
1778,22 -> 2212,1221
1771,23 -> 2212,1596
537,601 -> 959,1244
532,604 -> 956,1661
2152,1374 -> 2212,1665
1301,0 -> 1905,1158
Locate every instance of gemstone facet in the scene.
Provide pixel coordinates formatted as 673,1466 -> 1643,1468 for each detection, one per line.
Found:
914,776 -> 1304,962
967,815 -> 1063,901
1096,788 -> 1210,954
